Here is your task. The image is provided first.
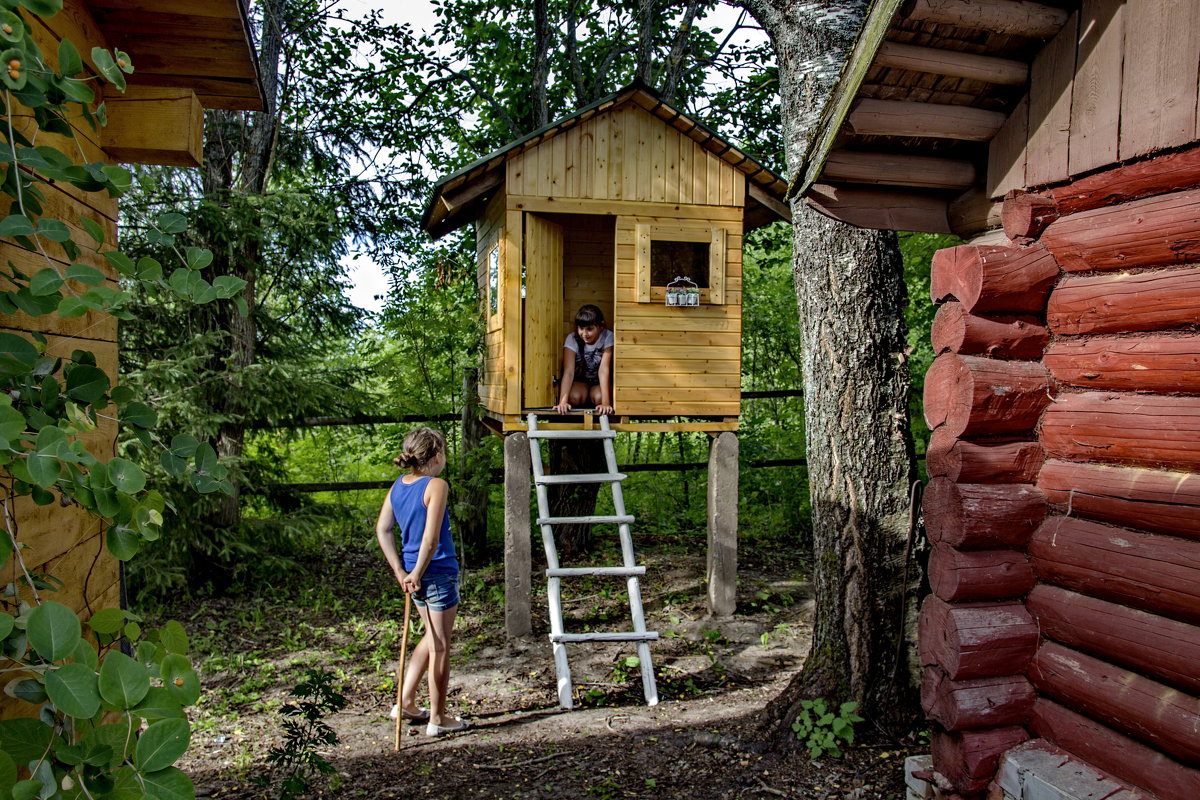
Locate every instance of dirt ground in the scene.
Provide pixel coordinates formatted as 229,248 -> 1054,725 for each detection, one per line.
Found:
166,537 -> 921,799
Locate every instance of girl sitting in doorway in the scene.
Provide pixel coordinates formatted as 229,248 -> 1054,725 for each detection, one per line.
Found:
553,304 -> 614,415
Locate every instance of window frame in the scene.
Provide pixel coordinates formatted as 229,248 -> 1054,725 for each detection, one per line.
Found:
635,222 -> 726,305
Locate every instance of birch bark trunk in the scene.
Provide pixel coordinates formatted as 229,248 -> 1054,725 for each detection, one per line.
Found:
739,0 -> 922,735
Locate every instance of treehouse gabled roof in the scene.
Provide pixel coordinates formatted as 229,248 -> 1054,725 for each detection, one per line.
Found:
423,82 -> 790,239
795,0 -> 1077,235
85,0 -> 267,111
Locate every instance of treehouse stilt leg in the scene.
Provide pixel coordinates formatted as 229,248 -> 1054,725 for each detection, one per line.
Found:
503,432 -> 532,638
707,431 -> 739,617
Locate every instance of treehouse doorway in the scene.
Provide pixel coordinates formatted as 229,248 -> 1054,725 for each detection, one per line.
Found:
521,213 -> 616,410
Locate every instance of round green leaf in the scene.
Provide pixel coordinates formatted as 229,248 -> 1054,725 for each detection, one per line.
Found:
108,457 -> 145,493
140,766 -> 193,800
65,364 -> 109,404
65,263 -> 105,286
0,332 -> 38,367
0,404 -> 25,442
87,608 -> 126,635
121,402 -> 156,429
106,525 -> 140,561
97,650 -> 150,709
0,214 -> 34,237
70,637 -> 98,670
27,600 -> 82,662
28,268 -> 63,297
160,654 -> 199,706
159,621 -> 187,655
0,750 -> 16,800
81,724 -> 129,768
0,12 -> 24,44
0,612 -> 13,639
135,719 -> 189,773
89,47 -> 125,91
56,37 -> 81,76
34,218 -> 70,243
26,451 -> 60,489
46,662 -> 100,719
132,687 -> 185,721
0,48 -> 26,91
18,0 -> 64,17
0,718 -> 52,764
11,779 -> 39,800
5,677 -> 46,704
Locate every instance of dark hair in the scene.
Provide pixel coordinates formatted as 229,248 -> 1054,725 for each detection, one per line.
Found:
393,428 -> 446,470
574,304 -> 605,328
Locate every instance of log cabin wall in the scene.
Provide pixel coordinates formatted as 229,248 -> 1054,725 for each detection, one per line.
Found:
923,146 -> 1200,799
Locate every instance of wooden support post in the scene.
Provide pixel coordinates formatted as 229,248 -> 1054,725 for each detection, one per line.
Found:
101,86 -> 204,167
707,431 -> 738,617
503,432 -> 532,638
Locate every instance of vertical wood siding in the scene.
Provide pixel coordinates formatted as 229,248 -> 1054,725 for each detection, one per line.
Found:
988,0 -> 1200,196
475,192 -> 506,413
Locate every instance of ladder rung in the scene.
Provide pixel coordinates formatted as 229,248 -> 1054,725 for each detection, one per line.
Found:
527,429 -> 618,440
538,515 -> 635,526
535,472 -> 626,485
550,632 -> 659,643
546,566 -> 645,578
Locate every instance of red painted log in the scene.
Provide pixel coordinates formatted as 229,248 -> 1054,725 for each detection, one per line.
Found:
922,667 -> 1034,731
931,302 -> 1049,359
932,726 -> 1029,795
924,479 -> 1047,549
1040,392 -> 1200,471
1001,190 -> 1059,243
1040,187 -> 1200,273
1030,641 -> 1200,766
929,545 -> 1035,602
1006,146 -> 1200,242
1029,516 -> 1200,625
1037,459 -> 1200,539
923,354 -> 1051,437
930,242 -> 1060,313
1047,266 -> 1200,336
1032,698 -> 1200,800
1044,334 -> 1200,393
1028,584 -> 1200,695
925,432 -> 1043,483
919,595 -> 1039,680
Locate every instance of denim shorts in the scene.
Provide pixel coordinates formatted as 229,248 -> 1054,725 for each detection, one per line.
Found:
412,572 -> 459,612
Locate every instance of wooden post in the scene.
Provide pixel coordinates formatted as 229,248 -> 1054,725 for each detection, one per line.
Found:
458,368 -> 488,559
706,431 -> 738,617
503,432 -> 532,638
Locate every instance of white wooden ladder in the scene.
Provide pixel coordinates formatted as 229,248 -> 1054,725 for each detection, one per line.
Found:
526,412 -> 659,709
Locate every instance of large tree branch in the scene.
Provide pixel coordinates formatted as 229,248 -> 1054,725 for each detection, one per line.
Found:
660,0 -> 707,101
532,0 -> 551,128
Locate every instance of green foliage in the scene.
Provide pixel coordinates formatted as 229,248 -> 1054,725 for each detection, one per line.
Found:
254,669 -> 347,800
791,699 -> 865,760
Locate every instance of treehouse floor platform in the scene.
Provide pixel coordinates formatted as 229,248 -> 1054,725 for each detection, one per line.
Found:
484,409 -> 740,434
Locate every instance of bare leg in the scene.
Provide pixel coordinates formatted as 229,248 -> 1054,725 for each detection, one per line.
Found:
400,634 -> 429,715
589,384 -> 603,408
416,602 -> 458,726
567,383 -> 589,407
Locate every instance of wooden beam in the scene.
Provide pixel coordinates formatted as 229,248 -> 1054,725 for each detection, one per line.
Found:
923,353 -> 1051,438
922,667 -> 1035,730
903,0 -> 1070,38
747,181 -> 791,222
806,183 -> 952,233
822,150 -> 975,190
926,432 -> 1043,484
948,187 -> 1002,237
873,41 -> 1029,85
919,595 -> 1040,681
848,98 -> 1007,141
931,302 -> 1049,360
930,241 -> 1060,314
924,478 -> 1047,549
441,169 -> 504,215
101,86 -> 203,167
1038,459 -> 1200,540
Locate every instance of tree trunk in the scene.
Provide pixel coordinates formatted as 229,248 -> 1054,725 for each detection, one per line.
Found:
458,368 -> 490,560
549,439 -> 606,556
740,0 -> 922,738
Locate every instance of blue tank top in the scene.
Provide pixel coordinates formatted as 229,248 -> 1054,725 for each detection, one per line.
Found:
389,476 -> 458,575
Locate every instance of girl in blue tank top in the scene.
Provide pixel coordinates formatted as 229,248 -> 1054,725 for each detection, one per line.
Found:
374,428 -> 469,736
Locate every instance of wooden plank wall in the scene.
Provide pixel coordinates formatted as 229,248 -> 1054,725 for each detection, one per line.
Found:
475,192 -> 506,413
507,102 -> 745,208
0,4 -> 122,717
987,0 -> 1200,198
561,215 -> 615,334
613,212 -> 742,417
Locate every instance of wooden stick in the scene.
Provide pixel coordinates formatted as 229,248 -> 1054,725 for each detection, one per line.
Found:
394,593 -> 412,752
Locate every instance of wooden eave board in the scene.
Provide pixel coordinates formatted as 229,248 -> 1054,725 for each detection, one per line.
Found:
423,84 -> 787,236
798,4 -> 1064,203
86,0 -> 265,111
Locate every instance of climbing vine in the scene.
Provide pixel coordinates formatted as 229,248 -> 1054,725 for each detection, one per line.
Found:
0,0 -> 241,796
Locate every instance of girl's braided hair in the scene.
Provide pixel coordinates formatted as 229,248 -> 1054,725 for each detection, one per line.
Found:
394,428 -> 446,470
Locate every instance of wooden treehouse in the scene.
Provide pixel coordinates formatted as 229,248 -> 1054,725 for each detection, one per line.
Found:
423,82 -> 790,433
0,1 -> 263,715
798,1 -> 1200,799
423,85 -> 790,641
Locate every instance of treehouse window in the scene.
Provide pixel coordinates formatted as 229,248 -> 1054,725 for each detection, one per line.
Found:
651,241 -> 709,288
635,223 -> 726,304
488,245 -> 499,316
